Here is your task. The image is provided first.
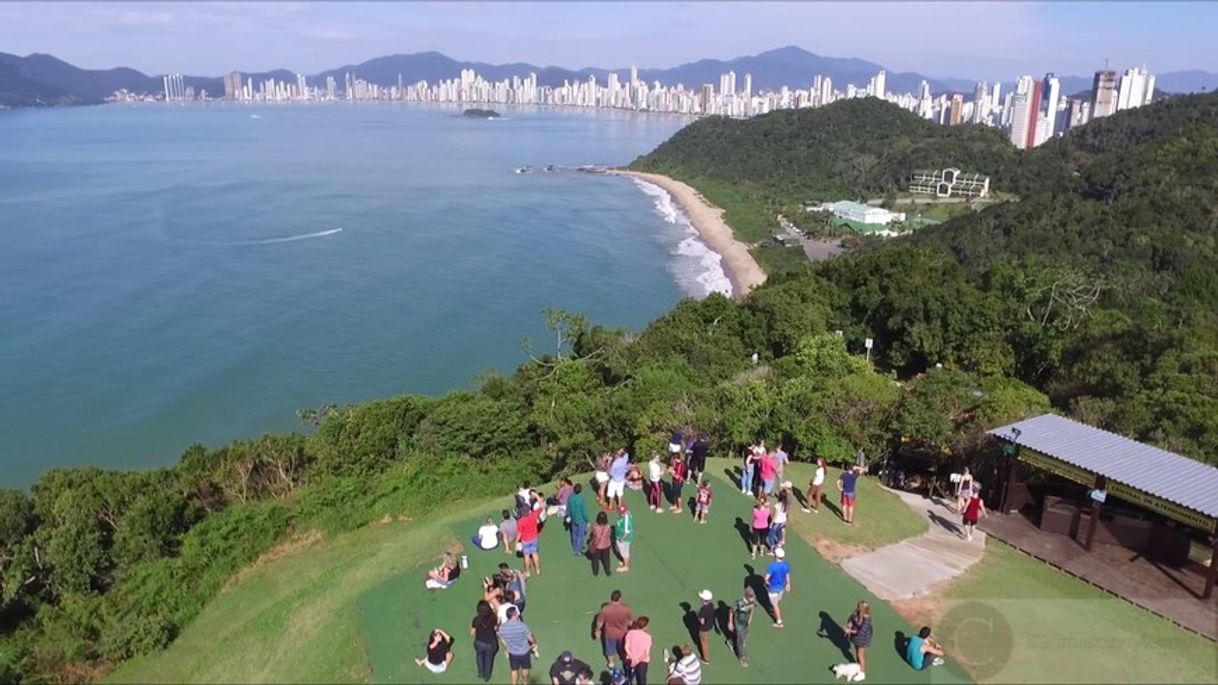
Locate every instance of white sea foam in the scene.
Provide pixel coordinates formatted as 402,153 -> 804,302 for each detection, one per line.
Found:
630,178 -> 733,298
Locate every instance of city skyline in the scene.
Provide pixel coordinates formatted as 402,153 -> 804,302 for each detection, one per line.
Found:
2,1 -> 1216,80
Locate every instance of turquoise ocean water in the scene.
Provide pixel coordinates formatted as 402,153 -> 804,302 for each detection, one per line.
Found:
0,103 -> 726,486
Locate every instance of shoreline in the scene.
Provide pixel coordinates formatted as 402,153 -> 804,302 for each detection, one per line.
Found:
607,169 -> 767,298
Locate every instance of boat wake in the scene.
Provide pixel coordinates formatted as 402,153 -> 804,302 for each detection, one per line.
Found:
237,227 -> 343,245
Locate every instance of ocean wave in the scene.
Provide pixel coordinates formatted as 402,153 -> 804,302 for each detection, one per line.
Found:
630,178 -> 732,298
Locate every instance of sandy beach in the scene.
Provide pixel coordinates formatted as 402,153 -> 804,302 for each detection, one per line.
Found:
608,170 -> 767,297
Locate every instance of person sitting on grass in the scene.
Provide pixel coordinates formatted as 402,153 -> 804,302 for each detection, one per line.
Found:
499,509 -> 518,556
906,626 -> 946,669
425,552 -> 461,590
664,643 -> 702,685
474,516 -> 500,551
626,463 -> 645,492
415,628 -> 455,673
550,650 -> 592,685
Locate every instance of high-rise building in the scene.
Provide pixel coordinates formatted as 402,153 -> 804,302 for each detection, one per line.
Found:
224,72 -> 243,100
1040,73 -> 1060,145
743,73 -> 752,99
326,76 -> 336,100
1116,67 -> 1155,111
870,70 -> 887,98
1090,69 -> 1118,119
948,93 -> 965,125
972,81 -> 989,124
1009,92 -> 1032,148
1024,80 -> 1042,149
1066,98 -> 1090,129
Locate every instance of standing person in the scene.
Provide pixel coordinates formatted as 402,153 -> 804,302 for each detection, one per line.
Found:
516,482 -> 535,517
588,511 -> 614,577
567,483 -> 590,556
961,489 -> 986,541
955,467 -> 974,514
750,498 -> 771,559
694,480 -> 713,525
614,504 -> 635,573
550,651 -> 593,685
767,491 -> 789,553
470,600 -> 500,682
499,510 -> 519,555
668,452 -> 688,514
695,589 -> 716,664
758,449 -> 778,498
668,428 -> 685,456
741,448 -> 758,496
803,458 -> 827,513
499,563 -> 528,616
773,442 -> 790,482
837,465 -> 861,525
689,434 -> 710,485
727,587 -> 756,667
843,600 -> 873,678
593,453 -> 612,508
415,629 -> 455,674
595,590 -> 634,668
516,505 -> 543,577
647,453 -> 665,512
498,607 -> 539,685
764,547 -> 791,628
608,449 -> 630,510
665,644 -> 702,685
624,617 -> 653,685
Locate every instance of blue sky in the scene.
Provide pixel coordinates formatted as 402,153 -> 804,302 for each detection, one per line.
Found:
0,2 -> 1213,79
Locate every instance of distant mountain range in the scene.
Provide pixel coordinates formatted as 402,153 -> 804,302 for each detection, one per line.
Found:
2,46 -> 1215,108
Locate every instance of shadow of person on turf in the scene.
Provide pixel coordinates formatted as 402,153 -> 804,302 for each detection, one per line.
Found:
817,610 -> 854,661
823,497 -> 843,520
679,601 -> 700,645
715,600 -> 732,638
927,509 -> 962,535
742,564 -> 772,616
732,517 -> 753,552
894,630 -> 909,661
725,465 -> 744,490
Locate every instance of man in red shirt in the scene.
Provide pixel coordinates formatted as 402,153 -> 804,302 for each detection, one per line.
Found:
516,507 -> 543,577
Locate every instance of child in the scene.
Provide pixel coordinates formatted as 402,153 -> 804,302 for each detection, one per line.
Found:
669,453 -> 688,514
694,481 -> 713,524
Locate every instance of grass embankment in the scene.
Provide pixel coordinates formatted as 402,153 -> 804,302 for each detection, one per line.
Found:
108,459 -> 1216,684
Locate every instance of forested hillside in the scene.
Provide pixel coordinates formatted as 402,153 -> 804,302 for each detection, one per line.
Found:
1,93 -> 1216,683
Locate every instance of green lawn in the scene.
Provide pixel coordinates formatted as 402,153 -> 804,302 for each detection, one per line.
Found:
106,459 -> 1214,684
362,467 -> 967,684
929,543 -> 1218,684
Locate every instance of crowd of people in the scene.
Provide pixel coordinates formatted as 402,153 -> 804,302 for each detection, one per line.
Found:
417,428 -> 956,683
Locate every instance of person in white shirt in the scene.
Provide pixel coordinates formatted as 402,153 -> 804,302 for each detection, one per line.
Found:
647,453 -> 666,512
804,458 -> 827,513
474,517 -> 500,551
665,644 -> 702,685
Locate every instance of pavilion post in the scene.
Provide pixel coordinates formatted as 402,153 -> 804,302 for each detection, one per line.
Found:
1205,530 -> 1217,600
1084,475 -> 1107,551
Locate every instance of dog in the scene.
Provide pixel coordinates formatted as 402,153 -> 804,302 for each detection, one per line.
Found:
831,662 -> 865,681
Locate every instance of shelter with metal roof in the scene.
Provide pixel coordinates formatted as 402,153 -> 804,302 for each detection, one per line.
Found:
989,413 -> 1218,600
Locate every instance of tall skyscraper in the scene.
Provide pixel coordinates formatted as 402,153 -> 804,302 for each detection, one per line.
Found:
1116,67 -> 1155,111
1009,92 -> 1032,149
1090,69 -> 1118,119
1024,80 -> 1042,149
743,73 -> 752,99
972,81 -> 989,124
1040,73 -> 1060,145
870,70 -> 887,98
948,93 -> 965,125
224,72 -> 243,100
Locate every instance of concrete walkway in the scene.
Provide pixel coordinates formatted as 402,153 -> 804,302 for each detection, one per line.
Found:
841,489 -> 986,600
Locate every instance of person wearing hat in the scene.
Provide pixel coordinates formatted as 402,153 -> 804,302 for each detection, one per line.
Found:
695,589 -> 716,664
764,547 -> 791,628
549,650 -> 591,685
614,504 -> 635,573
